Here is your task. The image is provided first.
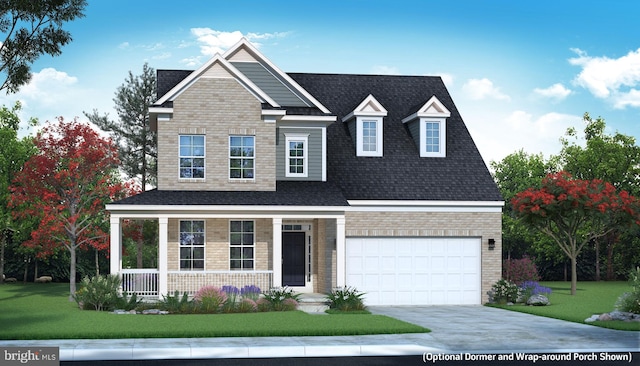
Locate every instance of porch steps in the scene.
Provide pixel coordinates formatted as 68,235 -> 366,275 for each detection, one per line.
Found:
297,293 -> 329,314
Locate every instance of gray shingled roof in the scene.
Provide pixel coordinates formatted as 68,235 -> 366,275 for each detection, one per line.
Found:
110,181 -> 349,206
137,69 -> 502,207
289,73 -> 503,202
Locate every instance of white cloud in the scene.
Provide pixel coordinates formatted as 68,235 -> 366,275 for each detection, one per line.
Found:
190,29 -> 289,56
533,83 -> 572,101
569,48 -> 640,108
437,73 -> 454,88
462,78 -> 510,101
180,56 -> 202,67
153,52 -> 172,60
461,105 -> 581,166
118,42 -> 130,50
19,68 -> 78,106
370,65 -> 400,75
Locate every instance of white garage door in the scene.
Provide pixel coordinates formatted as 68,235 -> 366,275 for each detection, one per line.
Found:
346,237 -> 481,305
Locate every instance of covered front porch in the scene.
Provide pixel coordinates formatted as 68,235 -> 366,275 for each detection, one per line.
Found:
107,209 -> 347,299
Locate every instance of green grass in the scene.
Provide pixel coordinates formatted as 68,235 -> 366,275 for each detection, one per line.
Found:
0,283 -> 429,340
488,281 -> 639,331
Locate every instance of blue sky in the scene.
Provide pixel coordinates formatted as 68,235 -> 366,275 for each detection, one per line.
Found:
3,0 -> 639,167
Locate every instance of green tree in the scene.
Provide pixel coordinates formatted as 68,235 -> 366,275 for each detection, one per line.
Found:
491,150 -> 559,260
560,113 -> 640,280
0,102 -> 35,283
84,63 -> 157,191
0,0 -> 87,93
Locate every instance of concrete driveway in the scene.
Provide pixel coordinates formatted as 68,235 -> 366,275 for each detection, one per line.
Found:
369,305 -> 639,353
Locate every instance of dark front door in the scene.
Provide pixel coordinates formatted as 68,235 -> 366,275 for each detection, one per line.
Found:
282,232 -> 305,287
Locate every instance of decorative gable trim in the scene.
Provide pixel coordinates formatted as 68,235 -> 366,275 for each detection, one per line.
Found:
341,94 -> 388,122
154,53 -> 279,107
223,38 -> 331,114
401,95 -> 451,123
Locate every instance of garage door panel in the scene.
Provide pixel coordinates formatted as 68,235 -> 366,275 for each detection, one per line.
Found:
346,237 -> 481,305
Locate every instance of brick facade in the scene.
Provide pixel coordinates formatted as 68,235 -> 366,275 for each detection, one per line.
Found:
157,77 -> 276,191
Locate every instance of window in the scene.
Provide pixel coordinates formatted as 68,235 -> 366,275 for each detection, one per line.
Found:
420,119 -> 446,157
179,135 -> 205,179
179,220 -> 205,270
285,134 -> 308,177
229,136 -> 254,179
230,220 -> 254,270
356,117 -> 383,157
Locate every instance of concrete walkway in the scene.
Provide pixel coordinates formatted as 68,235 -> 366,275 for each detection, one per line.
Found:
1,306 -> 637,361
369,305 -> 639,354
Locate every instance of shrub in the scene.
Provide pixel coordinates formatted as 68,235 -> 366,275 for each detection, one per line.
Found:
615,267 -> 640,314
193,286 -> 227,313
74,275 -> 122,311
327,286 -> 366,311
261,287 -> 300,311
256,297 -> 271,312
221,285 -> 240,313
159,290 -> 193,313
236,298 -> 258,313
488,279 -> 520,304
519,281 -> 552,303
503,256 -> 540,285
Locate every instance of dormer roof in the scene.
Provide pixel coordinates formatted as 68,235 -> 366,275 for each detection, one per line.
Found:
402,95 -> 451,123
341,94 -> 388,122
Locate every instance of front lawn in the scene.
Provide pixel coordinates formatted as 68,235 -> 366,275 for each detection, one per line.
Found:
488,281 -> 639,331
0,283 -> 429,340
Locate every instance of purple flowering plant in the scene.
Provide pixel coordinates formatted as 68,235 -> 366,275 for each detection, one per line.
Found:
519,281 -> 552,302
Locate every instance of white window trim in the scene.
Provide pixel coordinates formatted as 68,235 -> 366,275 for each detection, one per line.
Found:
178,135 -> 206,181
419,118 -> 446,158
178,219 -> 206,271
228,135 -> 255,181
229,220 -> 255,271
284,133 -> 309,178
356,116 -> 383,157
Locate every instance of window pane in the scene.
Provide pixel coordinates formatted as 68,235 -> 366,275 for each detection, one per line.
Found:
180,158 -> 192,167
242,169 -> 254,179
180,221 -> 192,233
242,233 -> 253,244
192,221 -> 205,232
180,247 -> 191,259
230,169 -> 241,178
192,135 -> 205,146
243,260 -> 254,269
230,233 -> 241,245
242,221 -> 253,232
180,260 -> 190,270
230,260 -> 241,269
230,221 -> 242,232
230,247 -> 242,259
243,136 -> 254,146
242,247 -> 253,259
193,233 -> 205,245
193,168 -> 205,178
193,260 -> 204,270
230,136 -> 242,147
179,136 -> 191,146
193,247 -> 204,259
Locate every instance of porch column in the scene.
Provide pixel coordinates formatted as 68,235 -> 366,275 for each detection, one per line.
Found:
272,217 -> 282,288
158,217 -> 168,298
109,216 -> 121,275
336,216 -> 346,287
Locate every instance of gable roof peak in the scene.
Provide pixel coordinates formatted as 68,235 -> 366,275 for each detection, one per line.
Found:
341,94 -> 388,122
402,95 -> 451,123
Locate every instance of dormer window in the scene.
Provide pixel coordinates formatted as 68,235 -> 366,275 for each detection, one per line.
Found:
342,94 -> 387,157
285,133 -> 309,177
402,96 -> 451,158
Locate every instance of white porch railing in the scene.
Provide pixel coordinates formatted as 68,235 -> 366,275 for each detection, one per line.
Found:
167,271 -> 274,296
121,269 -> 159,298
120,270 -> 274,298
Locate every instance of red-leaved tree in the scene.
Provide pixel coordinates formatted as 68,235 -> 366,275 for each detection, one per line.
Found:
10,117 -> 125,300
512,171 -> 640,295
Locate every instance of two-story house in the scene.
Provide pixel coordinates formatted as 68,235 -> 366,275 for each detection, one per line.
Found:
106,38 -> 503,305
